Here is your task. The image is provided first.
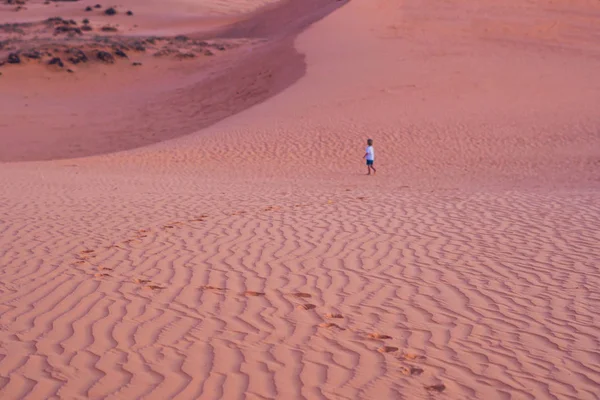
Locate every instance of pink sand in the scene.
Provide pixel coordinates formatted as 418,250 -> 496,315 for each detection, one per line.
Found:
1,0 -> 599,398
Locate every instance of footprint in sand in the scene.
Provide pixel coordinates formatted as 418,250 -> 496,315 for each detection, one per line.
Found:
400,366 -> 424,376
297,304 -> 316,310
135,229 -> 149,237
244,291 -> 265,297
201,285 -> 225,291
48,369 -> 69,382
401,352 -> 426,361
324,313 -> 343,319
145,284 -> 165,291
425,384 -> 445,392
133,278 -> 151,284
94,273 -> 111,278
377,346 -> 399,353
291,292 -> 312,298
98,266 -> 113,271
81,250 -> 95,254
319,322 -> 344,330
368,333 -> 392,340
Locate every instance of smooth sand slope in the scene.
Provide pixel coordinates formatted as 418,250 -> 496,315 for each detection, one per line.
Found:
1,0 -> 600,399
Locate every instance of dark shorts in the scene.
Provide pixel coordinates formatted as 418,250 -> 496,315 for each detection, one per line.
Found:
366,159 -> 374,166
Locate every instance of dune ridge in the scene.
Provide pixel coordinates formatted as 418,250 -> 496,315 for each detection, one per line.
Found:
1,0 -> 600,399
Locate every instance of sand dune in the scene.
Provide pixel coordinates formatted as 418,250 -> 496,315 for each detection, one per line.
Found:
1,0 -> 600,399
0,0 -> 342,162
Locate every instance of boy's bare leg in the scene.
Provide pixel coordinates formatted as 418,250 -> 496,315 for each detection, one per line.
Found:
372,165 -> 376,175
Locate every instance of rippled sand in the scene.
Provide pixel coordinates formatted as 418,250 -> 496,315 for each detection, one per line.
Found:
1,0 -> 599,399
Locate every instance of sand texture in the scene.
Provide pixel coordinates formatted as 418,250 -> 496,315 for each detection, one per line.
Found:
1,0 -> 600,399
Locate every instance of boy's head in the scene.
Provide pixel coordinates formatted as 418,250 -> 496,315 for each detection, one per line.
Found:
367,139 -> 373,146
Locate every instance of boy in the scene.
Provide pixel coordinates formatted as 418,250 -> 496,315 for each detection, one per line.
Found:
364,138 -> 376,175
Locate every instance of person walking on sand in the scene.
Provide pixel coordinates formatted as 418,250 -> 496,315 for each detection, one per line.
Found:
364,138 -> 376,175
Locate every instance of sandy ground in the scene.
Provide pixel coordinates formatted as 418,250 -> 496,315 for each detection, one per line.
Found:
1,0 -> 600,399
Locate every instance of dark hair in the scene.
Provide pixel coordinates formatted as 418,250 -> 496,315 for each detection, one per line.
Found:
367,139 -> 373,146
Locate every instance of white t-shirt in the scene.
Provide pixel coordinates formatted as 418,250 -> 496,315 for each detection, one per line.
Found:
366,146 -> 375,161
